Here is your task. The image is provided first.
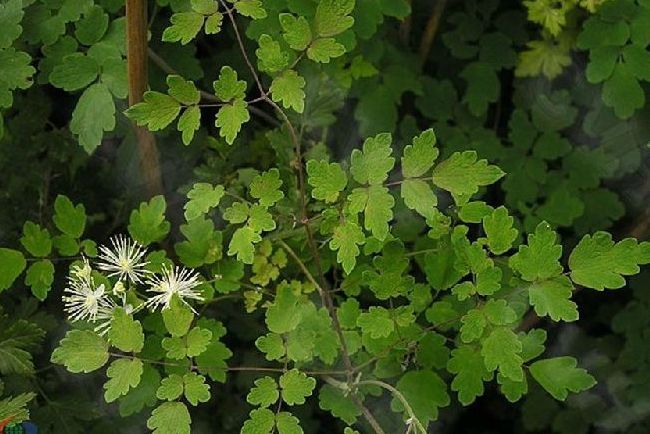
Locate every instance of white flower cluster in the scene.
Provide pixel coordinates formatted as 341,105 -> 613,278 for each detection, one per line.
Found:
63,235 -> 203,333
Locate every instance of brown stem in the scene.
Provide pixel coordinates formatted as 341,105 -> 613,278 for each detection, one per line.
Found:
418,0 -> 448,65
126,0 -> 164,197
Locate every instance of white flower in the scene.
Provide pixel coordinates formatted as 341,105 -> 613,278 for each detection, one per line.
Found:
145,265 -> 203,311
97,234 -> 150,283
63,259 -> 113,323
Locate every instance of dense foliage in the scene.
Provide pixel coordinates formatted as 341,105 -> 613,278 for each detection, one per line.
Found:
1,0 -> 650,433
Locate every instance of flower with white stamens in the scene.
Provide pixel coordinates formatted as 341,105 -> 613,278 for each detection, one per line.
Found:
97,235 -> 150,283
145,265 -> 203,312
63,259 -> 112,323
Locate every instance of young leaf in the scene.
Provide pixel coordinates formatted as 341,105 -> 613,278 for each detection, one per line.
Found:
157,374 -> 184,401
178,105 -> 201,145
241,408 -> 275,434
162,295 -> 194,337
357,307 -> 394,339
53,195 -> 86,238
228,226 -> 262,264
24,260 -> 53,300
401,179 -> 438,220
183,372 -> 211,406
307,38 -> 346,63
49,53 -> 99,91
276,412 -> 303,434
186,327 -> 212,357
363,185 -> 394,241
256,34 -> 289,73
167,75 -> 200,105
529,357 -> 596,401
20,222 -> 52,257
447,346 -> 492,405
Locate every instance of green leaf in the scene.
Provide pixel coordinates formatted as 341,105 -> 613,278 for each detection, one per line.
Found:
569,232 -> 644,290
318,385 -> 361,425
147,402 -> 191,434
128,195 -> 170,246
186,327 -> 212,357
357,306 -> 394,338
447,346 -> 492,405
213,66 -> 247,102
167,75 -> 200,105
529,357 -> 596,401
401,179 -> 438,221
157,374 -> 184,401
109,308 -> 145,353
0,48 -> 34,109
265,285 -> 302,334
248,205 -> 276,233
75,5 -> 109,45
183,372 -> 211,406
255,333 -> 285,361
250,169 -> 284,207
401,129 -> 438,178
314,0 -> 355,37
53,195 -> 86,238
256,34 -> 289,73
392,370 -> 450,426
175,217 -> 222,268
602,62 -> 644,119
70,82 -> 115,153
178,105 -> 201,145
125,91 -> 181,131
0,393 -> 35,426
528,276 -> 578,322
280,369 -> 316,405
509,222 -> 562,281
104,358 -> 143,403
306,160 -> 348,203
279,13 -> 312,50
234,0 -> 267,19
215,98 -> 250,145
350,133 -> 395,185
228,226 -> 262,264
241,408 -> 275,434
482,206 -> 518,255
276,412 -> 303,434
458,202 -> 493,224
0,318 -> 44,375
162,294 -> 194,337
270,70 -> 306,113
0,0 -> 23,50
432,150 -> 505,200
163,12 -> 204,44
162,336 -> 186,359
623,43 -> 650,80
0,248 -> 26,292
25,260 -> 54,300
363,185 -> 394,241
307,38 -> 346,63
51,330 -> 109,373
195,340 -> 232,383
184,183 -> 225,221
20,221 -> 52,257
586,46 -> 619,83
118,364 -> 160,416
247,376 -> 279,408
330,220 -> 365,274
49,53 -> 99,91
481,328 -> 523,381
460,62 -> 499,116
